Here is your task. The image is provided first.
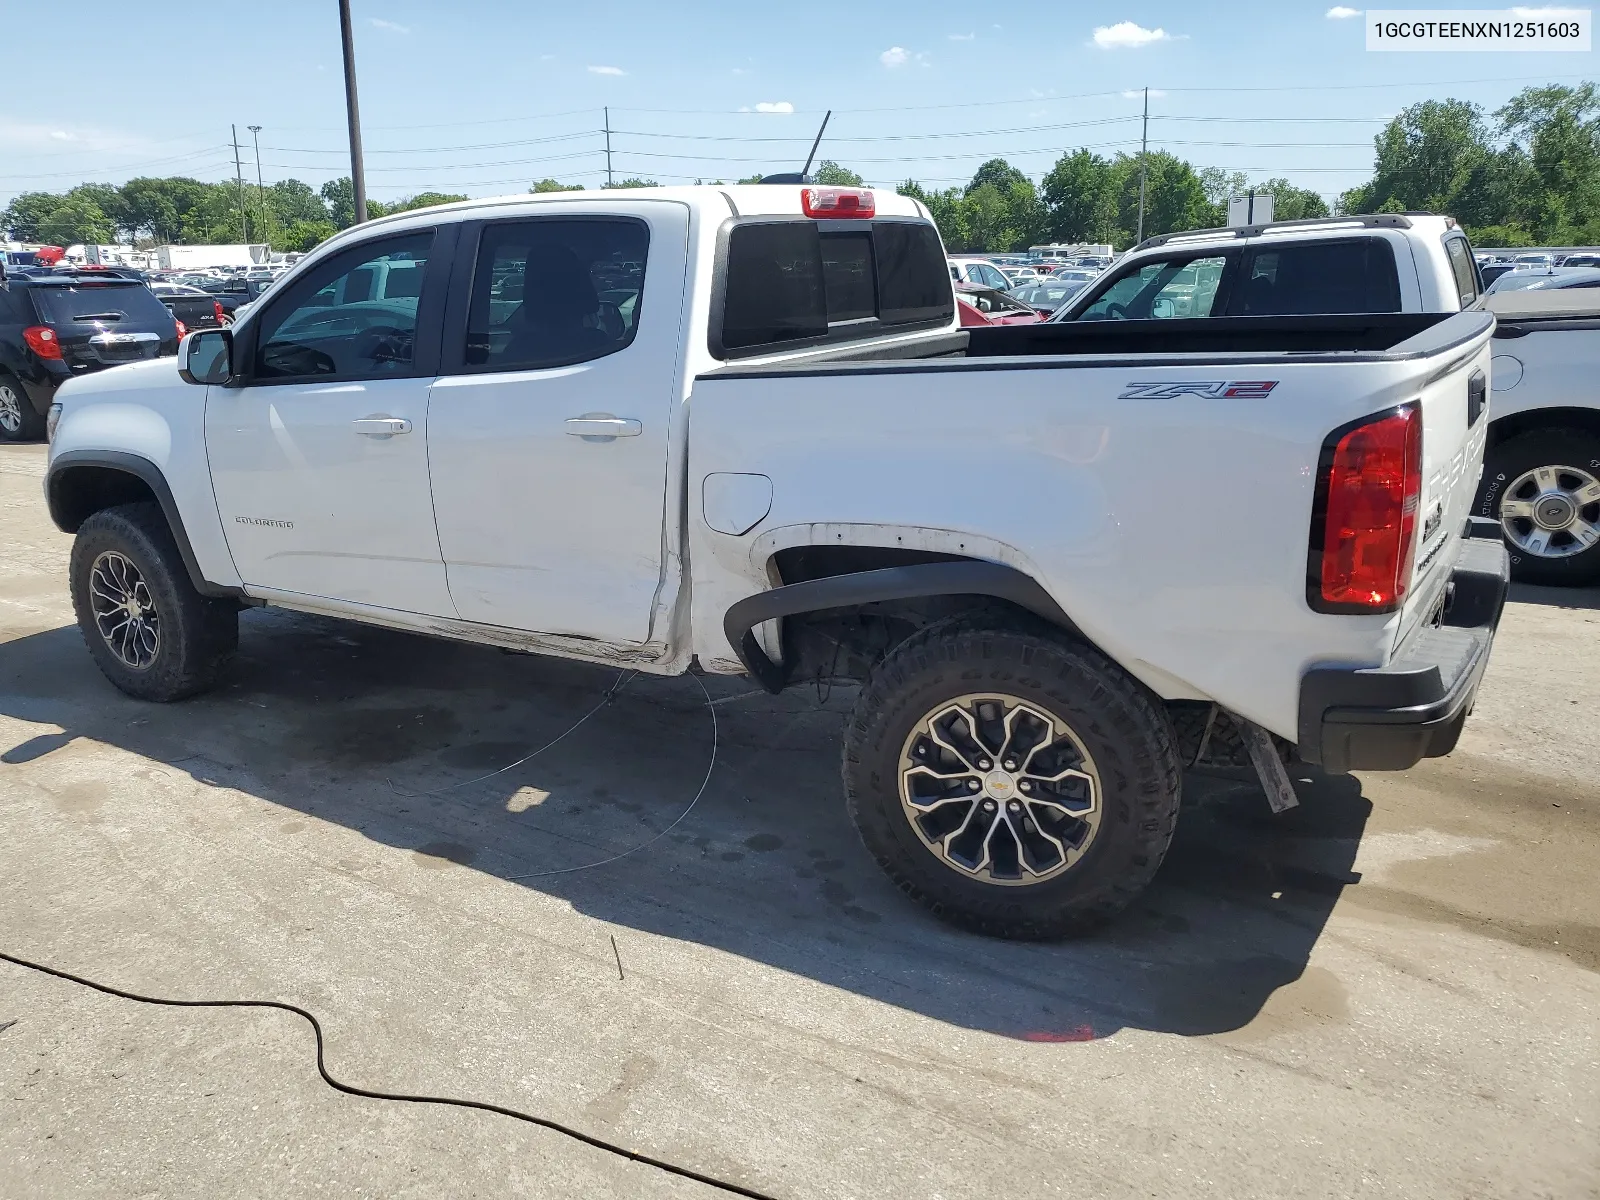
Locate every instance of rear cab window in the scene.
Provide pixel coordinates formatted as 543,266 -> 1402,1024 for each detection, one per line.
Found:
714,218 -> 952,358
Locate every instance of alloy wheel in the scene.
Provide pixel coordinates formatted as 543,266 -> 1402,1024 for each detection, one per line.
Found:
897,693 -> 1102,886
0,384 -> 21,434
1499,464 -> 1600,559
89,551 -> 161,670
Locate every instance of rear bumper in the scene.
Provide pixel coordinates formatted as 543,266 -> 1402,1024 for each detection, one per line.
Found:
1297,521 -> 1510,773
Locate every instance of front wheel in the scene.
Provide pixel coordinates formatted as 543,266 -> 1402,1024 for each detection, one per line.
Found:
69,502 -> 239,701
1475,428 -> 1600,586
843,619 -> 1183,940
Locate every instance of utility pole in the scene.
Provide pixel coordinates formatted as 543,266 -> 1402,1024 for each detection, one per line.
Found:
338,0 -> 368,223
231,124 -> 248,242
604,107 -> 614,188
248,125 -> 266,245
1135,86 -> 1149,245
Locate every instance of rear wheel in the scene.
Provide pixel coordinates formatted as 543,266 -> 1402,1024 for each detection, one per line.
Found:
843,619 -> 1182,939
1475,428 -> 1600,586
70,502 -> 238,701
0,373 -> 46,442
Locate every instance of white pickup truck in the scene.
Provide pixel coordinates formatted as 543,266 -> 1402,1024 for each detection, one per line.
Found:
1052,213 -> 1600,584
43,187 -> 1508,939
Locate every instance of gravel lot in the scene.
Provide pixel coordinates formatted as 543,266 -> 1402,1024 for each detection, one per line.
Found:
2,440 -> 1596,1199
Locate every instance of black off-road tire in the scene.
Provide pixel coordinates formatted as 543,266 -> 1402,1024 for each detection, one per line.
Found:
843,618 -> 1183,940
1475,427 -> 1600,586
0,372 -> 46,442
70,503 -> 238,701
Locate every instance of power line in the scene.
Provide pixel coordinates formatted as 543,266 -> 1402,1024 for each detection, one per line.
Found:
259,130 -> 601,156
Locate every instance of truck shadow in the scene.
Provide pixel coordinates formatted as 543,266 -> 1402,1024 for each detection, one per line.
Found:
0,609 -> 1371,1042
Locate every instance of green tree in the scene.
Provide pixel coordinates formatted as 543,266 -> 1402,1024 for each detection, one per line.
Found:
268,179 -> 330,225
966,158 -> 1029,197
37,197 -> 115,245
531,179 -> 586,192
1114,151 -> 1210,243
812,160 -> 864,186
1496,83 -> 1600,241
1043,150 -> 1120,243
2,192 -> 66,241
119,176 -> 211,243
319,178 -> 388,228
387,192 -> 469,214
1254,178 -> 1331,222
602,178 -> 660,189
276,219 -> 338,252
65,184 -> 130,239
1362,99 -> 1493,213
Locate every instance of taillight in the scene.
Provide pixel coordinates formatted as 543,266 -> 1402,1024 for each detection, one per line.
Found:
214,300 -> 226,323
1309,405 -> 1423,613
174,318 -> 188,339
801,186 -> 875,219
22,325 -> 63,360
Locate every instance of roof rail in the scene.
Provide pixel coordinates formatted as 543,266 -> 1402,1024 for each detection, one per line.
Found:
1132,212 -> 1417,254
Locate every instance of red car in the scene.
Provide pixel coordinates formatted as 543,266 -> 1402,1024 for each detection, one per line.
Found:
955,284 -> 1043,326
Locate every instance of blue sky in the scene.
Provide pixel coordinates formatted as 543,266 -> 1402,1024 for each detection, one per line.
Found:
1,1 -> 1593,210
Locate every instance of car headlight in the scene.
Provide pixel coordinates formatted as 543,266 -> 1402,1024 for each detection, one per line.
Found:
47,402 -> 62,444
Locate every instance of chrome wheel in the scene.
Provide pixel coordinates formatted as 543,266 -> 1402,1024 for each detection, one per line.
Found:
898,693 -> 1102,886
1499,464 -> 1600,559
0,383 -> 22,434
89,551 -> 161,670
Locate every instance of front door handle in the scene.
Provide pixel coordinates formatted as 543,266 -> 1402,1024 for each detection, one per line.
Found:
352,416 -> 412,438
565,415 -> 642,440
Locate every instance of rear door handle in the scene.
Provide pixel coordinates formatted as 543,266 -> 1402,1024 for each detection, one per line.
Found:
564,416 -> 642,439
352,416 -> 412,438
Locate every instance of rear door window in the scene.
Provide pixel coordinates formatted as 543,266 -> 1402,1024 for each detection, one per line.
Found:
458,217 -> 649,372
1226,238 -> 1401,315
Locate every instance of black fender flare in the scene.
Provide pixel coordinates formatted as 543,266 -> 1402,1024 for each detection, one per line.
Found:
723,560 -> 1075,693
46,449 -> 240,599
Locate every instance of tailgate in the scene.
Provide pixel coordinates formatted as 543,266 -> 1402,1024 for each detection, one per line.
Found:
1393,325 -> 1493,650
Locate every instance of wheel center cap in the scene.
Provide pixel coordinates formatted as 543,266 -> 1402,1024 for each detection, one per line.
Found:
1534,492 -> 1576,530
982,769 -> 1018,800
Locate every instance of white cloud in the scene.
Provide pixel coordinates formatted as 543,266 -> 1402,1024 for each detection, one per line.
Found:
1121,88 -> 1167,99
880,45 -> 910,67
731,66 -> 751,74
948,31 -> 975,41
587,64 -> 626,75
753,101 -> 795,113
1325,6 -> 1361,17
1092,21 -> 1173,49
368,17 -> 410,33
50,130 -> 73,140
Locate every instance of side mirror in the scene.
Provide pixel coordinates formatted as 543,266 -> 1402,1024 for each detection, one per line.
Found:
1151,297 -> 1176,319
179,328 -> 234,385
